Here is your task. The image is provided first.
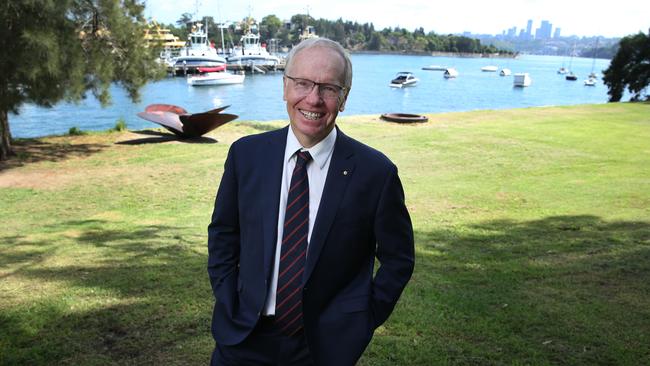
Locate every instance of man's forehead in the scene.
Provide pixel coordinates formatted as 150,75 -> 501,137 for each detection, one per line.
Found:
294,46 -> 344,64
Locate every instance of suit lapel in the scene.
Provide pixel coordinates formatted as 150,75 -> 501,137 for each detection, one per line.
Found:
261,127 -> 288,279
304,128 -> 355,282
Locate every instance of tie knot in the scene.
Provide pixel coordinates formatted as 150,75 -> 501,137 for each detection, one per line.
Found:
296,150 -> 312,167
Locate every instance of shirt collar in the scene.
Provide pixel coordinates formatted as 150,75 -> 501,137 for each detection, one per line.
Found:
285,126 -> 337,170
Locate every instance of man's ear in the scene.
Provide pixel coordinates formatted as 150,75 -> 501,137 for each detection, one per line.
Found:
338,91 -> 349,112
282,77 -> 288,101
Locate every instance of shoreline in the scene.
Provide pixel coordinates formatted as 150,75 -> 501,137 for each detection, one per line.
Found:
10,103 -> 626,141
350,49 -> 518,58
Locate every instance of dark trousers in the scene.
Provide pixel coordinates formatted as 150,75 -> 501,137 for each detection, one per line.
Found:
211,316 -> 314,366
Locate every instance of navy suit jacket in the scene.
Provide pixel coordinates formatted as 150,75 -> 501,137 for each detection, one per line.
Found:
208,126 -> 414,365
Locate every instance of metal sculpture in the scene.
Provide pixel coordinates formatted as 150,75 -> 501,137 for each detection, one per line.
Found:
137,104 -> 238,138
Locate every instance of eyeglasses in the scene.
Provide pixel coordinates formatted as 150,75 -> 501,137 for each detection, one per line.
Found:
284,75 -> 346,100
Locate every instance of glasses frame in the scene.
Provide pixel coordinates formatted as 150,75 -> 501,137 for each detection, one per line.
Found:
284,75 -> 347,101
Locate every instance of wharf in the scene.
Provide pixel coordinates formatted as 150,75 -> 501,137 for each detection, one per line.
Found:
169,62 -> 285,76
226,63 -> 285,74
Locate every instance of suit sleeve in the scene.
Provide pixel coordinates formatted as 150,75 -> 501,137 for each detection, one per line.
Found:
207,144 -> 241,302
371,164 -> 415,327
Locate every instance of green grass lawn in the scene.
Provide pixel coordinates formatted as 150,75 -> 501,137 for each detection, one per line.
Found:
1,103 -> 649,365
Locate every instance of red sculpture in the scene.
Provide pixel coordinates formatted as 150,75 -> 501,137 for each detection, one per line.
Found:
137,104 -> 237,138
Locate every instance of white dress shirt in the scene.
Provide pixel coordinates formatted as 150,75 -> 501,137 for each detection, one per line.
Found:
263,126 -> 337,315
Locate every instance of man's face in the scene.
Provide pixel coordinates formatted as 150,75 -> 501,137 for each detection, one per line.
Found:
283,46 -> 348,148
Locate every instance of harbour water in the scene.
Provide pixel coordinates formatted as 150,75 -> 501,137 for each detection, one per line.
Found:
11,54 -> 612,138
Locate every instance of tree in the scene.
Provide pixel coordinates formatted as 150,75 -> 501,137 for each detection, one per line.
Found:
0,0 -> 164,160
603,29 -> 650,102
260,14 -> 282,41
176,12 -> 192,28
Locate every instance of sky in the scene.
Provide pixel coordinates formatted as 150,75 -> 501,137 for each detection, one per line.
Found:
144,0 -> 648,38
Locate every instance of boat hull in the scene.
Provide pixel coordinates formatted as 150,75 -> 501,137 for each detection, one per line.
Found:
513,73 -> 532,87
187,72 -> 245,86
389,80 -> 418,88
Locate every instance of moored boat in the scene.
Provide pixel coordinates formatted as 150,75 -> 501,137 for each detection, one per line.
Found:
389,72 -> 418,88
481,65 -> 498,72
187,71 -> 245,86
422,65 -> 446,71
173,22 -> 227,75
227,23 -> 281,68
443,68 -> 459,78
584,77 -> 597,86
513,73 -> 532,87
500,68 -> 512,76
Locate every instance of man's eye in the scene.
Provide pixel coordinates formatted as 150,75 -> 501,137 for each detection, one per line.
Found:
322,85 -> 338,94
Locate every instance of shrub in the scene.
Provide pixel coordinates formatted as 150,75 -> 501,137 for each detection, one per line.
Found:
113,118 -> 128,132
68,126 -> 86,136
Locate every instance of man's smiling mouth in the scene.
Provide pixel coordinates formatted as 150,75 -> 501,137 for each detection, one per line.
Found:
300,109 -> 324,120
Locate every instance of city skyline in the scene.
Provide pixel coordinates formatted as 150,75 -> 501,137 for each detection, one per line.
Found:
145,0 -> 648,38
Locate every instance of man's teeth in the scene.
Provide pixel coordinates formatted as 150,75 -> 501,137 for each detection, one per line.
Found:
300,110 -> 323,120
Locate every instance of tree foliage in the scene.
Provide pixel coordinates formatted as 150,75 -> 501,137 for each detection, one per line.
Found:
183,13 -> 510,56
260,14 -> 282,42
0,0 -> 164,160
603,29 -> 650,102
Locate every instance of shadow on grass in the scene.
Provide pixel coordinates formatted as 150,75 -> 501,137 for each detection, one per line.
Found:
393,215 -> 650,365
115,130 -> 218,145
0,221 -> 213,365
0,139 -> 107,171
3,216 -> 649,365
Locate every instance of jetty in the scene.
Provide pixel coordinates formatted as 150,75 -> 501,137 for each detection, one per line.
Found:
169,60 -> 285,76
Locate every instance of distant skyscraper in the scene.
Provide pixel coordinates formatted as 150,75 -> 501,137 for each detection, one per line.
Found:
536,20 -> 553,39
526,19 -> 533,38
554,27 -> 561,38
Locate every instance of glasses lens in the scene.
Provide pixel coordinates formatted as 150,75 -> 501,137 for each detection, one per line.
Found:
319,84 -> 341,99
290,78 -> 314,94
288,76 -> 342,100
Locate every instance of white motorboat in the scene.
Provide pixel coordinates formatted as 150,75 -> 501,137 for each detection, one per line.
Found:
227,26 -> 281,67
513,73 -> 532,87
187,71 -> 245,86
481,65 -> 498,72
443,68 -> 459,78
422,65 -> 446,71
173,22 -> 227,75
500,68 -> 512,76
389,72 -> 418,88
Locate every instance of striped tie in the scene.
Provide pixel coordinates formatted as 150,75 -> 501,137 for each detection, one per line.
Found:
275,150 -> 312,336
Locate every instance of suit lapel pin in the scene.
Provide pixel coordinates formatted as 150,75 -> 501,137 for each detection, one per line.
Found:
343,170 -> 349,176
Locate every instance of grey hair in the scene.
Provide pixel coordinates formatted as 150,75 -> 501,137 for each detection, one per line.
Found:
284,37 -> 353,90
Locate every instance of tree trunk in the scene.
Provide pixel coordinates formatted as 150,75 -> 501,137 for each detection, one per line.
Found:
0,108 -> 13,161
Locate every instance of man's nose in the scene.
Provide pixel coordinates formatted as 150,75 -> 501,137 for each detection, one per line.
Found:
304,84 -> 323,104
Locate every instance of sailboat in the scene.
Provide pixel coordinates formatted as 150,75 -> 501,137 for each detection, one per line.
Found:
565,42 -> 578,81
558,45 -> 569,74
584,38 -> 599,86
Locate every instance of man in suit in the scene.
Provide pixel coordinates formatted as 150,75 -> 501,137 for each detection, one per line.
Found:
208,37 -> 414,366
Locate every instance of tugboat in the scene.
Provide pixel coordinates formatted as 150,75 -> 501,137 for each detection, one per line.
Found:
227,19 -> 281,69
172,22 -> 227,75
